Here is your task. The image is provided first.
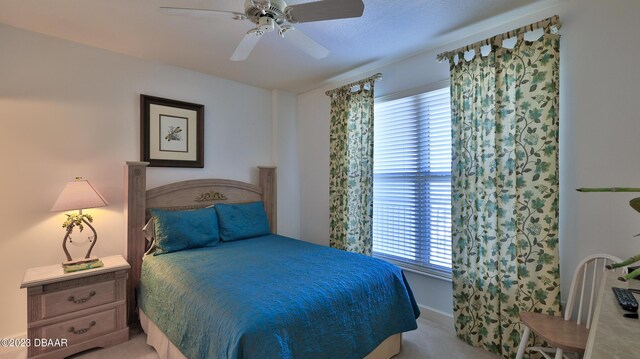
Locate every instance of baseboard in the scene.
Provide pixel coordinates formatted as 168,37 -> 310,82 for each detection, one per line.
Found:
0,332 -> 27,358
417,304 -> 454,333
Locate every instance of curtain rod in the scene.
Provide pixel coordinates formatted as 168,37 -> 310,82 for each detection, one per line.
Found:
436,15 -> 560,62
325,73 -> 383,96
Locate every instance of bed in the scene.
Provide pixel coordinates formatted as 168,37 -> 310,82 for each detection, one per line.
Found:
124,162 -> 420,359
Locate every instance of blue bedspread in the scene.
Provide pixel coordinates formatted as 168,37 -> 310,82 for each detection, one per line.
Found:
139,235 -> 419,359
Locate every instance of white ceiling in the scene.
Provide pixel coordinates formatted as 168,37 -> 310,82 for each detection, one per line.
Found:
0,0 -> 549,93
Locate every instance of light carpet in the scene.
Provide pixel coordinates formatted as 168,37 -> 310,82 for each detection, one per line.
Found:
3,318 -> 500,359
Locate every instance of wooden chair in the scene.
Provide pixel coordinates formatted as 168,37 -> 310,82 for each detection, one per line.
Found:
515,254 -> 626,359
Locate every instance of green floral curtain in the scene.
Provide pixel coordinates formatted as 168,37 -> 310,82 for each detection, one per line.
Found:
328,84 -> 375,255
450,33 -> 560,358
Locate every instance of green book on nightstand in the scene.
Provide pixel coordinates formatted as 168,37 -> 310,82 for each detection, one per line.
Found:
63,260 -> 104,273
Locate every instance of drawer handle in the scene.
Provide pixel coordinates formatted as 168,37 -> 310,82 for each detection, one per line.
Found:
68,321 -> 96,335
68,291 -> 96,304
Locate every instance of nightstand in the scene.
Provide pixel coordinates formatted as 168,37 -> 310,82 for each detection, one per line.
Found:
20,255 -> 130,358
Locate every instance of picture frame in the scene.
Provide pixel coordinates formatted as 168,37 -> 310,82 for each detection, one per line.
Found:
140,95 -> 204,168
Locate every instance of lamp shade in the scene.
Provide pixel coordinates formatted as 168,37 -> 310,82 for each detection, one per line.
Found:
51,178 -> 108,212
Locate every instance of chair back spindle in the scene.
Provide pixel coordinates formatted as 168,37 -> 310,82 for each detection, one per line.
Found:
564,254 -> 625,329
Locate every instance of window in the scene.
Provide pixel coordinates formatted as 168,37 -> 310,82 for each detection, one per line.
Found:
373,86 -> 452,278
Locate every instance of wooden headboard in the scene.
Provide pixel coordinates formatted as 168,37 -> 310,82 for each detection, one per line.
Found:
124,161 -> 277,324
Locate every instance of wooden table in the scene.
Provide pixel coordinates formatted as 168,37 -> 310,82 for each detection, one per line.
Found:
585,271 -> 640,358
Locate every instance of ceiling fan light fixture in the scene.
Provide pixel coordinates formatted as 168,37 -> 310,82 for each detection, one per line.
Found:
258,16 -> 276,32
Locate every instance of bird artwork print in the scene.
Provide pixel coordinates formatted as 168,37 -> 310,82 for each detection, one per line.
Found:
165,126 -> 182,142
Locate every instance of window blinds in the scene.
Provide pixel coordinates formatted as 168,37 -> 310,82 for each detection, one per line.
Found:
373,87 -> 452,277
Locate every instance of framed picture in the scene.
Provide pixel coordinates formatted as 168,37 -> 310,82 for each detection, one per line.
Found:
140,95 -> 204,168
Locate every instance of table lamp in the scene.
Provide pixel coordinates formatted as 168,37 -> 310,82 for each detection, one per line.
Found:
51,177 -> 108,268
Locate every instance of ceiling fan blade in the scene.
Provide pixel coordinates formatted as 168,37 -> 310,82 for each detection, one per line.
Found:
279,26 -> 329,59
285,0 -> 364,23
231,30 -> 264,61
160,7 -> 246,20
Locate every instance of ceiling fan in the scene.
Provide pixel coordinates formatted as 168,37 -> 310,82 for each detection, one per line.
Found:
161,0 -> 365,61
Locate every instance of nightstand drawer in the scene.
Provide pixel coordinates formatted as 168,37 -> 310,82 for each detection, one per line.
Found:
42,280 -> 116,318
40,308 -> 117,353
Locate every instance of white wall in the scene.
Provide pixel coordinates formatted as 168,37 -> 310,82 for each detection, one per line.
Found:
296,0 -> 640,318
557,0 -> 640,303
272,90 -> 301,238
0,24 -> 299,337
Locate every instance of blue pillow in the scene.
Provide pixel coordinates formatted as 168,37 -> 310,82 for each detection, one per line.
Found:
151,207 -> 220,255
215,202 -> 270,241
